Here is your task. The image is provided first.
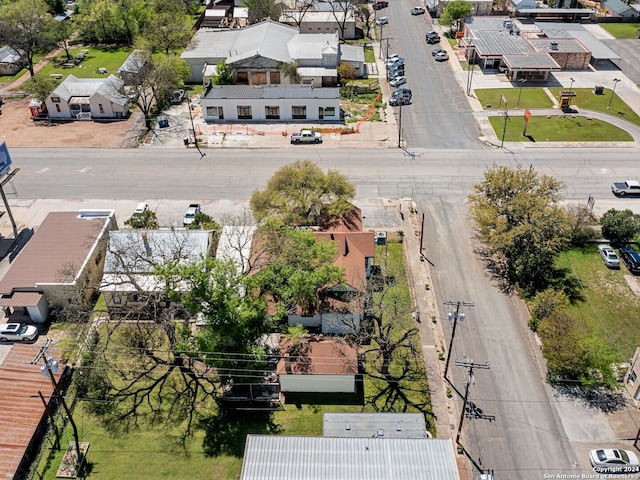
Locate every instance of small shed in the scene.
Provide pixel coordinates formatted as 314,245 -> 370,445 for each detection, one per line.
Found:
117,49 -> 151,85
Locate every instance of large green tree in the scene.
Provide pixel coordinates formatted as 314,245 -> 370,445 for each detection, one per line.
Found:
138,0 -> 191,55
439,0 -> 472,30
23,74 -> 57,104
250,160 -> 355,226
0,0 -> 58,77
538,311 -> 587,380
600,208 -> 640,245
212,60 -> 234,85
251,219 -> 345,320
468,165 -> 571,296
242,0 -> 282,23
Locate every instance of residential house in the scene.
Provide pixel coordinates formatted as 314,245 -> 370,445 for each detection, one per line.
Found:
287,207 -> 375,334
0,46 -> 24,76
279,10 -> 357,40
0,210 -> 116,322
44,74 -> 130,120
240,435 -> 461,480
340,43 -> 365,78
322,412 -> 430,438
625,347 -> 640,405
276,336 -> 358,393
117,49 -> 150,86
601,0 -> 638,18
100,229 -> 216,309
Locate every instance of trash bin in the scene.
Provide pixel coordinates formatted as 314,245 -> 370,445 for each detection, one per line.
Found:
183,137 -> 189,146
158,115 -> 169,128
593,85 -> 604,95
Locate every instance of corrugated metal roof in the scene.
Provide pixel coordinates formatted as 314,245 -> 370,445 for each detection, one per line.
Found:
297,67 -> 338,76
503,53 -> 561,69
535,23 -> 620,60
340,44 -> 365,63
0,211 -> 114,295
472,30 -> 535,56
0,292 -> 43,307
529,37 -> 590,53
323,413 -> 428,438
203,85 -> 339,100
217,225 -> 256,274
240,436 -> 460,480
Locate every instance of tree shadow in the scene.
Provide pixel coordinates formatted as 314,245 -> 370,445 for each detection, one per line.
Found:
553,383 -> 628,413
200,409 -> 282,458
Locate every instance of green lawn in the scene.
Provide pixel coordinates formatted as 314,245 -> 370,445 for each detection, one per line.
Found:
35,46 -> 133,80
556,245 -> 640,361
364,45 -> 375,63
37,242 -> 431,479
548,87 -> 640,127
476,88 -> 555,110
0,53 -> 46,86
599,23 -> 640,39
488,114 -> 633,142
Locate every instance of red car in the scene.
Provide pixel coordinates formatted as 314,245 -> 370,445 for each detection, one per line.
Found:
373,1 -> 388,9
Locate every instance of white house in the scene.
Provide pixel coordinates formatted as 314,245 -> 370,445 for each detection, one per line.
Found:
511,0 -> 537,10
279,10 -> 357,39
45,74 -> 130,120
100,229 -> 215,308
201,84 -> 340,122
0,46 -> 24,76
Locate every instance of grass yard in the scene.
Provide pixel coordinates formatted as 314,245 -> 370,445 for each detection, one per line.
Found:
488,114 -> 632,142
476,88 -> 555,110
599,23 -> 640,39
35,46 -> 133,80
556,245 -> 640,361
37,242 -> 431,479
548,88 -> 640,127
364,45 -> 376,63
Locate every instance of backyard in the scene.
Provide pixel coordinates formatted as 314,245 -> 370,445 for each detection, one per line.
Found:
35,241 -> 432,479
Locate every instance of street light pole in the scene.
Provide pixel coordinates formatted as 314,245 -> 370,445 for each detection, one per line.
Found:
379,23 -> 384,59
397,103 -> 402,148
608,78 -> 620,110
567,77 -> 575,108
500,100 -> 509,148
515,78 -> 526,109
465,41 -> 475,96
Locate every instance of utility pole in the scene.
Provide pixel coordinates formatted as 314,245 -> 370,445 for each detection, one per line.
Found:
32,339 -> 82,474
455,359 -> 490,445
185,92 -> 206,159
443,300 -> 474,379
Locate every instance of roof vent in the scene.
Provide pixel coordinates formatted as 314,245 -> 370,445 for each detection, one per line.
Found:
377,429 -> 384,437
550,41 -> 558,50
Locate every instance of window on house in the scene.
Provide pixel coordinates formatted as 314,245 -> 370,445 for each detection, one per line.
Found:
265,106 -> 280,119
252,71 -> 267,85
237,106 -> 252,119
98,103 -> 104,113
206,106 -> 224,119
55,104 -> 60,112
630,371 -> 638,384
237,71 -> 248,84
51,96 -> 60,103
270,71 -> 281,84
292,106 -> 306,120
113,293 -> 121,305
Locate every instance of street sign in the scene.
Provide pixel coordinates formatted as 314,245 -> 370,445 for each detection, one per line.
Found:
524,108 -> 532,123
0,141 -> 13,178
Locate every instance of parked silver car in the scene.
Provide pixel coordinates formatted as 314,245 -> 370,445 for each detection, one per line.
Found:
598,245 -> 620,268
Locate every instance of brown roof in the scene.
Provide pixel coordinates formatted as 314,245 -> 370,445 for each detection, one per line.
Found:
0,211 -> 112,294
276,338 -> 358,375
315,231 -> 374,290
0,344 -> 61,478
0,292 -> 43,307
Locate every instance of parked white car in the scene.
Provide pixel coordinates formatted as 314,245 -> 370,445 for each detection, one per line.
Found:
589,448 -> 639,474
376,17 -> 389,25
0,323 -> 39,342
598,245 -> 620,268
389,76 -> 407,87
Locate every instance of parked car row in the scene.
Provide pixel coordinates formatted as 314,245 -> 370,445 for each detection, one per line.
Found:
598,243 -> 640,274
386,53 -> 410,106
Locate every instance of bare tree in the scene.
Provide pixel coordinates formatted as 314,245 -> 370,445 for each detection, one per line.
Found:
279,0 -> 315,28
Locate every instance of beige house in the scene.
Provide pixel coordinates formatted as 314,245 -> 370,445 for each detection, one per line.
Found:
625,347 -> 640,404
279,10 -> 357,39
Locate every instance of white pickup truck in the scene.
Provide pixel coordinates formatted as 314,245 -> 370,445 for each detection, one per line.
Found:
183,203 -> 201,226
290,130 -> 323,144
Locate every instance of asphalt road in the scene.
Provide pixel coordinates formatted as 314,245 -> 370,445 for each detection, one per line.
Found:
376,7 -> 480,149
11,144 -> 640,479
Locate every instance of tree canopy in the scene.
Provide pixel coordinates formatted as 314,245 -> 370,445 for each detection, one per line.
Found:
468,164 -> 571,296
439,0 -> 472,29
250,160 -> 355,226
600,208 -> 640,245
212,60 -> 234,85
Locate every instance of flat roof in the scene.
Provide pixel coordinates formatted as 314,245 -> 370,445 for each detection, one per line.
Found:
203,84 -> 339,100
0,211 -> 114,294
535,22 -> 620,60
323,413 -> 428,438
240,436 -> 460,480
503,53 -> 562,69
276,338 -> 358,376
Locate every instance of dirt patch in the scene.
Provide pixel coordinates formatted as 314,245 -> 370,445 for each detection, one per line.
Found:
0,98 -> 143,148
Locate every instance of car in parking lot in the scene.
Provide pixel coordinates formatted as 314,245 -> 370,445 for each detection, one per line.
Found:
589,448 -> 639,474
389,76 -> 407,87
134,202 -> 149,214
598,245 -> 620,268
410,6 -> 425,14
389,96 -> 411,107
0,323 -> 39,342
619,246 -> 640,274
376,17 -> 389,25
434,51 -> 449,61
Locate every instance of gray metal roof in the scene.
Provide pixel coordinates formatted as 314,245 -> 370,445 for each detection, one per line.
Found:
203,84 -> 339,99
322,413 -> 428,438
535,22 -> 621,60
118,49 -> 150,74
464,16 -> 513,31
472,30 -> 535,56
50,74 -> 127,104
240,436 -> 460,480
529,37 -> 589,53
287,33 -> 339,61
340,44 -> 364,63
503,53 -> 561,69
